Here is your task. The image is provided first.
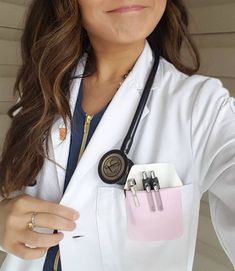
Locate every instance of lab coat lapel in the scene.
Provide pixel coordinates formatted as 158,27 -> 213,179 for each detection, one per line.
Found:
51,39 -> 156,196
50,55 -> 88,194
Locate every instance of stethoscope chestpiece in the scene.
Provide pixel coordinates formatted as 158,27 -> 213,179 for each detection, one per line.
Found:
98,149 -> 134,185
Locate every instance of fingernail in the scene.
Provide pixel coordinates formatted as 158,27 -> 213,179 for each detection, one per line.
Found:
73,212 -> 80,220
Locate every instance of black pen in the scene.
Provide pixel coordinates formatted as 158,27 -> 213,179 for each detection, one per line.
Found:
142,171 -> 156,212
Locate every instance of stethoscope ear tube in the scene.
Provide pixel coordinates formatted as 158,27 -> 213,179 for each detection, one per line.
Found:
121,52 -> 160,154
98,52 -> 160,185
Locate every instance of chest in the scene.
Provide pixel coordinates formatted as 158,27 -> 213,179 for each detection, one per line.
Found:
81,77 -> 120,116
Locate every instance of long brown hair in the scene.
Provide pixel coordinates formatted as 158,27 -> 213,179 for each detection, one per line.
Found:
0,0 -> 200,198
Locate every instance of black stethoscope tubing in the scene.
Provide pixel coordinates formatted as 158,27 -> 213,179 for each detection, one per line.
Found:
98,50 -> 160,185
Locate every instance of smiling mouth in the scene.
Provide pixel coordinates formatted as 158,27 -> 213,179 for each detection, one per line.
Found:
107,5 -> 147,13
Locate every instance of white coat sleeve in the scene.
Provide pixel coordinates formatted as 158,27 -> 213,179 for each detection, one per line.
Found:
191,77 -> 235,267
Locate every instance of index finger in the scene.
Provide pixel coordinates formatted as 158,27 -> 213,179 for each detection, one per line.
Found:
23,195 -> 79,221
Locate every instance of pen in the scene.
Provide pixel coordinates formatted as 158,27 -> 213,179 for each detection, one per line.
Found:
142,171 -> 156,212
128,178 -> 140,207
150,170 -> 163,211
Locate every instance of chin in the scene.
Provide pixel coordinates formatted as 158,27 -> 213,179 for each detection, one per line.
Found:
110,32 -> 149,44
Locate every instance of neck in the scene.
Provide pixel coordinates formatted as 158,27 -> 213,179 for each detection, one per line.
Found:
87,39 -> 145,85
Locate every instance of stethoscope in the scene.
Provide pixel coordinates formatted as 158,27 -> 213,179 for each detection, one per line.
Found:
98,50 -> 160,185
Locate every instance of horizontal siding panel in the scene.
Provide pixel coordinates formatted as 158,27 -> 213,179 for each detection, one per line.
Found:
0,0 -> 30,6
188,0 -> 235,8
195,240 -> 233,268
193,33 -> 235,48
194,245 -> 233,271
189,4 -> 235,34
0,77 -> 15,101
0,2 -> 26,29
0,115 -> 11,151
0,26 -> 22,41
198,47 -> 235,78
219,77 -> 235,96
0,64 -> 20,77
194,255 -> 232,271
199,199 -> 210,218
197,211 -> 227,251
0,40 -> 21,65
0,101 -> 14,114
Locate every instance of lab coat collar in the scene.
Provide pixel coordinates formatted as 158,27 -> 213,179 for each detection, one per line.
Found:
50,39 -> 162,197
127,39 -> 159,91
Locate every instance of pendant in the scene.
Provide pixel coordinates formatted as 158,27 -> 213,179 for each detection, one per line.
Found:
59,123 -> 67,141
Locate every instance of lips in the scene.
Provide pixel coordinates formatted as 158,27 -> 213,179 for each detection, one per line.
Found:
107,5 -> 146,13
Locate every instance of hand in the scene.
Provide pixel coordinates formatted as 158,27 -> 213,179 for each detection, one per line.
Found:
0,193 -> 80,260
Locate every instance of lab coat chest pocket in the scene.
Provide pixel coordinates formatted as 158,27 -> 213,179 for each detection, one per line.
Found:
125,186 -> 184,241
96,183 -> 194,270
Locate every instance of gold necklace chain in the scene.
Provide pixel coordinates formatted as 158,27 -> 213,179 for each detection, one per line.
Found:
116,68 -> 133,91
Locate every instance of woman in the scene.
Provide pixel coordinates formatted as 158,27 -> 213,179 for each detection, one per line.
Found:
0,0 -> 234,271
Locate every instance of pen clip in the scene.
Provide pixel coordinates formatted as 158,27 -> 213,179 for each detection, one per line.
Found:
128,178 -> 140,207
142,171 -> 156,212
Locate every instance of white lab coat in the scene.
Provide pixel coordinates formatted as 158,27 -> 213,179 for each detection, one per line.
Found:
1,39 -> 235,271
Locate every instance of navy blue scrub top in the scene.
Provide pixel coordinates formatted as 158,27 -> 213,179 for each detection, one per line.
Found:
43,78 -> 110,271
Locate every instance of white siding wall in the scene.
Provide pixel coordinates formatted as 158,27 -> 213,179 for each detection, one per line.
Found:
0,0 -> 234,269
